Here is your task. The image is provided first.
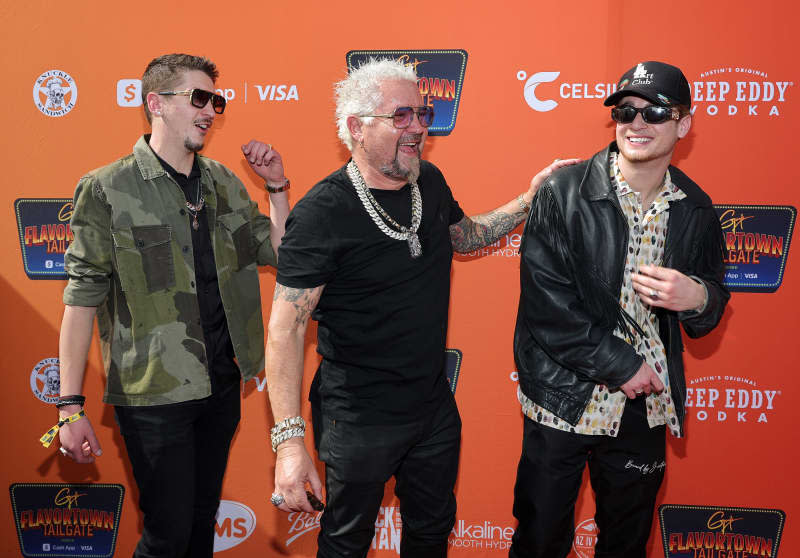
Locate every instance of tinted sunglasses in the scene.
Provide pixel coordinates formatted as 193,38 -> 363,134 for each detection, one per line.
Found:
611,104 -> 679,124
158,88 -> 226,114
362,106 -> 435,129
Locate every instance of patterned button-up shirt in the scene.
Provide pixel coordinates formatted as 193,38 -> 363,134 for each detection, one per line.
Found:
518,151 -> 685,437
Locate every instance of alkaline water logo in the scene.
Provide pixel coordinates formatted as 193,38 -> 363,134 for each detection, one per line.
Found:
347,49 -> 468,135
213,500 -> 256,552
33,70 -> 77,117
30,358 -> 60,405
462,232 -> 522,258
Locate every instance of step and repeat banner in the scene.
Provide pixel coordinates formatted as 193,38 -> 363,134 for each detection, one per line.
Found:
2,1 -> 798,557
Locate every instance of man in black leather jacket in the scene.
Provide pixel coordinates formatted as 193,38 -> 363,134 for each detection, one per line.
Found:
509,62 -> 729,558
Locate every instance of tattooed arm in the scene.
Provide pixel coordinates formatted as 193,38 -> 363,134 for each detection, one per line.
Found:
449,158 -> 581,253
265,282 -> 325,513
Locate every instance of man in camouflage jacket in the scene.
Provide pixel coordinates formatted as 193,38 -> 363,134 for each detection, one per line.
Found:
54,54 -> 290,557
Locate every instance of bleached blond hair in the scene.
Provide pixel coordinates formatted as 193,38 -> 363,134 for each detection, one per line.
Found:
335,58 -> 418,151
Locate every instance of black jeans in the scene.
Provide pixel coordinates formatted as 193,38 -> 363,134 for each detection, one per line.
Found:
509,397 -> 666,558
313,393 -> 461,558
114,380 -> 241,558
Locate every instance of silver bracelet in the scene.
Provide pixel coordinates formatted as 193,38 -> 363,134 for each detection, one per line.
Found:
517,194 -> 531,213
270,416 -> 305,452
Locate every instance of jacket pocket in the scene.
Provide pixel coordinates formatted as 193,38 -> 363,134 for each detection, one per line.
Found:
217,210 -> 255,270
112,225 -> 175,292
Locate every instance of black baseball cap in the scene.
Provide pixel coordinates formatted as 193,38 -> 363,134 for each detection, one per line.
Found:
604,61 -> 691,107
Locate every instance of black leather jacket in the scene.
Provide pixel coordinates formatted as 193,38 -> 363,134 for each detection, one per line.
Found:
514,143 -> 729,435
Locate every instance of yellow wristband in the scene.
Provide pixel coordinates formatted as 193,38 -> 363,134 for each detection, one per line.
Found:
40,409 -> 85,448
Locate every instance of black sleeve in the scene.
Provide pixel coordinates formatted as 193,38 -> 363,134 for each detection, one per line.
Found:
678,206 -> 730,337
275,190 -> 338,288
516,182 -> 643,388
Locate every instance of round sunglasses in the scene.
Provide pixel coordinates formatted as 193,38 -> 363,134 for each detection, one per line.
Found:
360,106 -> 435,129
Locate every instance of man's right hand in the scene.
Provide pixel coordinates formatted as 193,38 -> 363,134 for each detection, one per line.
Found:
58,407 -> 102,463
273,438 -> 323,513
619,362 -> 665,399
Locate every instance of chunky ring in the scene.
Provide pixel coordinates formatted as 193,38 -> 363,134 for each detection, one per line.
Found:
270,492 -> 285,506
650,289 -> 659,299
635,390 -> 643,395
59,447 -> 68,456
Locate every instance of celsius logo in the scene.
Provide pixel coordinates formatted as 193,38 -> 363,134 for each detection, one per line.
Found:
31,358 -> 60,404
686,375 -> 781,424
117,79 -> 142,107
34,70 -> 77,117
214,500 -> 256,552
517,69 -> 619,112
691,66 -> 794,117
573,518 -> 598,558
519,71 -> 560,112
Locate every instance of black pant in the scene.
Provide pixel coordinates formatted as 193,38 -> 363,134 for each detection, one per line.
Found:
509,397 -> 666,558
114,381 -> 241,558
313,393 -> 461,558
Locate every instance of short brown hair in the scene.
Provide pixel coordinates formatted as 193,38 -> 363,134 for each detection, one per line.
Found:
141,54 -> 218,123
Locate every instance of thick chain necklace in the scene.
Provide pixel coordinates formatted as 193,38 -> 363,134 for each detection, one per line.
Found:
347,160 -> 422,258
185,177 -> 205,231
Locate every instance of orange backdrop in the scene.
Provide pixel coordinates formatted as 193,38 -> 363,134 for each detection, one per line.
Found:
2,1 -> 798,556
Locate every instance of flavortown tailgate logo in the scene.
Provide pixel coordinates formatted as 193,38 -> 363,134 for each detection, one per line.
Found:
715,205 -> 795,292
10,483 -> 124,557
16,198 -> 74,279
346,49 -> 468,136
659,505 -> 785,557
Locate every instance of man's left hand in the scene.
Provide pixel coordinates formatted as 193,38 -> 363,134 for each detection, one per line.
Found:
242,140 -> 286,184
525,158 -> 582,203
632,264 -> 706,312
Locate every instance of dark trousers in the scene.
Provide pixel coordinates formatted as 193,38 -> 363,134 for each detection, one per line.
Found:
509,397 -> 666,558
114,381 -> 241,558
313,394 -> 461,558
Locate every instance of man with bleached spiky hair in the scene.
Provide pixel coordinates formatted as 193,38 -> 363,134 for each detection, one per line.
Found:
262,57 -> 576,557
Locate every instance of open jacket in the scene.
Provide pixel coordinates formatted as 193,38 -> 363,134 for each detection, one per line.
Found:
513,142 -> 729,435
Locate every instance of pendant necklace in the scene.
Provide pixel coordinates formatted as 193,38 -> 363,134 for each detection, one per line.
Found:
346,160 -> 422,258
185,178 -> 205,231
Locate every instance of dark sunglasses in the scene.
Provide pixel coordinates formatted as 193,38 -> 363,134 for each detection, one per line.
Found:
361,106 -> 435,129
611,104 -> 679,124
158,88 -> 226,114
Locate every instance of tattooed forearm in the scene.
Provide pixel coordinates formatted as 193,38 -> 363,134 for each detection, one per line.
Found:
273,284 -> 324,329
449,209 -> 526,253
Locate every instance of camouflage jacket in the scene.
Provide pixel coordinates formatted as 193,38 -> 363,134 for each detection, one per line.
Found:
63,136 -> 275,406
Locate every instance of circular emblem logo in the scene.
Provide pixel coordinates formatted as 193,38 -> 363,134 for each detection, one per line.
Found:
33,70 -> 78,117
573,518 -> 598,558
214,500 -> 257,552
31,358 -> 61,404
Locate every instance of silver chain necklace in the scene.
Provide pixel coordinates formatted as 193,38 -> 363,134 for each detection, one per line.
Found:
185,177 -> 205,231
347,160 -> 422,258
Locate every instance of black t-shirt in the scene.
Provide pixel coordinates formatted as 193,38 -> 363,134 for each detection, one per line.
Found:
152,150 -> 239,393
277,160 -> 464,424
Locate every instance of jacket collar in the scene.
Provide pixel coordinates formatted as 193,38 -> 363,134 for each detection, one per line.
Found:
133,134 -> 214,184
579,141 -> 712,207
